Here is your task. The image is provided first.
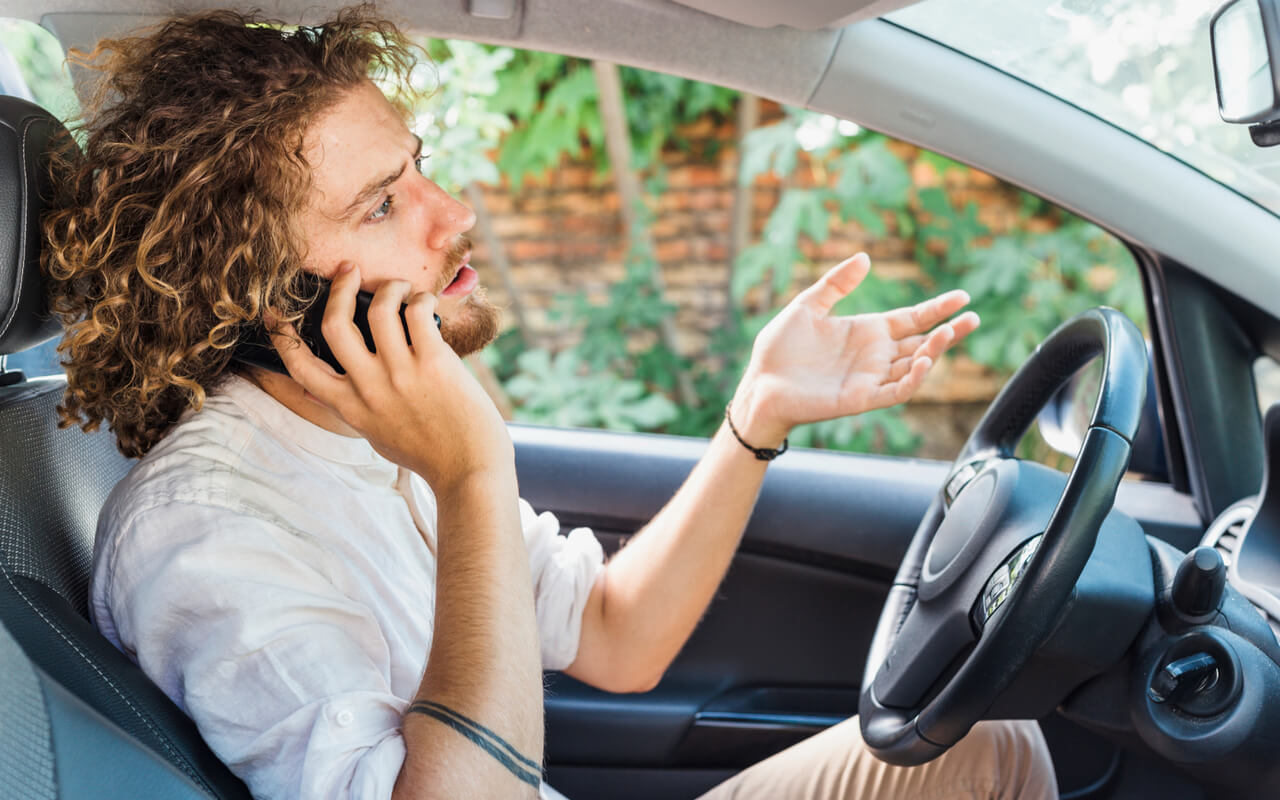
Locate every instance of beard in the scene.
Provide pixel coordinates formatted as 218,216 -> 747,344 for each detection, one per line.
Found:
432,236 -> 499,357
440,285 -> 499,357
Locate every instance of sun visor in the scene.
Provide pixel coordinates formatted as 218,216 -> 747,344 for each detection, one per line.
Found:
670,0 -> 923,30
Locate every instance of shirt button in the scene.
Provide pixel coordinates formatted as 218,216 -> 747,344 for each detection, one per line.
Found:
335,709 -> 355,727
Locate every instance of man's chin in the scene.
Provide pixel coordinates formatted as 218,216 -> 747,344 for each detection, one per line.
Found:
441,289 -> 500,357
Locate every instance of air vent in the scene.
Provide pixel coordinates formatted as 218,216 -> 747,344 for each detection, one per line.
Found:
1201,503 -> 1255,569
1199,499 -> 1280,640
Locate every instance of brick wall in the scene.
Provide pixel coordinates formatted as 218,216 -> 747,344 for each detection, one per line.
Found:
470,105 -> 1042,457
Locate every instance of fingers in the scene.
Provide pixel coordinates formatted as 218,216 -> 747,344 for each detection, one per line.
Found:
879,310 -> 981,405
894,310 -> 981,360
866,355 -> 933,409
367,279 -> 414,372
270,319 -> 349,403
796,253 -> 871,316
894,356 -> 934,403
949,310 -> 981,342
320,262 -> 377,376
886,289 -> 971,339
403,290 -> 444,358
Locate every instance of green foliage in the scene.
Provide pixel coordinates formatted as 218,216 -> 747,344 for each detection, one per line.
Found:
789,407 -> 921,454
0,20 -> 79,121
495,61 -> 601,189
485,49 -> 737,188
407,40 -> 515,192
503,348 -> 678,431
460,41 -> 1148,457
503,242 -> 692,431
736,112 -> 1147,382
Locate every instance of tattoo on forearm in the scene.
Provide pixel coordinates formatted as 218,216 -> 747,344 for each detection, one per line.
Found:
408,700 -> 542,788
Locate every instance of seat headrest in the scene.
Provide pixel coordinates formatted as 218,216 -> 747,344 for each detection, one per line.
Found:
0,95 -> 67,356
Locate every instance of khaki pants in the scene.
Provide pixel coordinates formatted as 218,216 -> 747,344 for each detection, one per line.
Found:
698,719 -> 1057,800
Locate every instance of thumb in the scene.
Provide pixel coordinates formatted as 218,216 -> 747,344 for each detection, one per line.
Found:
795,254 -> 871,315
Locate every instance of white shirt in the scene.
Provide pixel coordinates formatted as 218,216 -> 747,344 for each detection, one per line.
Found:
90,375 -> 604,800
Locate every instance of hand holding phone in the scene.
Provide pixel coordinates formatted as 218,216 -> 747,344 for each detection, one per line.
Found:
233,270 -> 441,376
243,264 -> 513,489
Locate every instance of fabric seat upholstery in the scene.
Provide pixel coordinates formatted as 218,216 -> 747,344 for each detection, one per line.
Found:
0,94 -> 251,798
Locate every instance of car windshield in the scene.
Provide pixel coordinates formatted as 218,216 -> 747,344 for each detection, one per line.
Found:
887,0 -> 1280,216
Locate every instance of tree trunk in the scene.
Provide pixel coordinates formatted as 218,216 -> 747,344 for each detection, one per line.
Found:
591,59 -> 698,410
465,353 -> 515,420
727,93 -> 760,326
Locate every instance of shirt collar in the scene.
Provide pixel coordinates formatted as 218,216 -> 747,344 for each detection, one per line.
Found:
217,374 -> 382,467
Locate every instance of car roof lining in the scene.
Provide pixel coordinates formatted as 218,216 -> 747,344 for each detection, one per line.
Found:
669,0 -> 921,31
11,0 -> 1280,322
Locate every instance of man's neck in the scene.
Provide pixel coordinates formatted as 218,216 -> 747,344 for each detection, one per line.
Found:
240,367 -> 362,438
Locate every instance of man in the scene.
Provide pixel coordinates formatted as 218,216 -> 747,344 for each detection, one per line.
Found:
43,5 -> 1057,799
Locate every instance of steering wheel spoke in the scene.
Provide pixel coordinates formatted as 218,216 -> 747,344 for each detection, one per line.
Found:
873,596 -> 976,709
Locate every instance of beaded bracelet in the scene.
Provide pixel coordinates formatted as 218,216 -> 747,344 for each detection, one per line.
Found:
724,404 -> 788,461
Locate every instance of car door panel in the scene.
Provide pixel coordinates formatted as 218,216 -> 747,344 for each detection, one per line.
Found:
514,424 -> 1204,800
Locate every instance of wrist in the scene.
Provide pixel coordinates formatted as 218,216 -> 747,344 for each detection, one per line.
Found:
728,376 -> 789,450
422,454 -> 517,502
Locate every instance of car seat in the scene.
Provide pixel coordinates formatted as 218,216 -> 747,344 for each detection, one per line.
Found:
0,613 -> 212,799
0,94 -> 251,799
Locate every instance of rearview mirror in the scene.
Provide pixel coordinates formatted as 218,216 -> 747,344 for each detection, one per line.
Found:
1212,0 -> 1278,123
1211,0 -> 1280,145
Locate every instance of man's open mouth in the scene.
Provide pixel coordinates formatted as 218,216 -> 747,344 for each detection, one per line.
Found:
441,252 -> 478,297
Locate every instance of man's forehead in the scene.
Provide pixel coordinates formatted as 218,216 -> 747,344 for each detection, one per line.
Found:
304,84 -> 418,217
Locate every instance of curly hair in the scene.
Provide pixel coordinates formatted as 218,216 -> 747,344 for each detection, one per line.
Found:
42,4 -> 421,458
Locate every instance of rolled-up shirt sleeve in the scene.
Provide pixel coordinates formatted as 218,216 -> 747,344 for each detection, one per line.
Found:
518,499 -> 605,671
99,503 -> 408,800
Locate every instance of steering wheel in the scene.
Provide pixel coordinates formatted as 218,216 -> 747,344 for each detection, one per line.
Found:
858,307 -> 1148,766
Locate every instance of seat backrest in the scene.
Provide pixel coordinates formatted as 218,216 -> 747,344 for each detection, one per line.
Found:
0,95 -> 251,798
0,612 -> 212,800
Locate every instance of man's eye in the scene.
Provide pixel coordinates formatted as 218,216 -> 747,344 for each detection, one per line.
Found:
369,195 -> 393,221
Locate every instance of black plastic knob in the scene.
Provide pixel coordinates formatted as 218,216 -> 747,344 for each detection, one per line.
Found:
1171,546 -> 1226,620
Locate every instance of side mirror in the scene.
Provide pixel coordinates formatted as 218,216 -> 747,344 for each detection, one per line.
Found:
1211,0 -> 1280,145
1037,347 -> 1167,480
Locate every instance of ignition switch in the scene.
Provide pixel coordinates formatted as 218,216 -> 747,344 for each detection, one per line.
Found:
1147,652 -> 1218,705
1143,631 -> 1241,718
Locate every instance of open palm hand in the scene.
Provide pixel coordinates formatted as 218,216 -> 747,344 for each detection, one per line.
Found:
732,253 -> 979,446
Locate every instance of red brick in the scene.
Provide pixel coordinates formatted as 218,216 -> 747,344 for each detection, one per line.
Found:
688,189 -> 721,211
490,214 -> 554,238
508,240 -> 559,262
687,166 -> 721,189
556,164 -> 598,190
657,191 -> 690,212
911,161 -> 941,187
698,240 -> 729,262
651,215 -> 689,239
655,238 -> 692,263
480,191 -> 513,214
968,169 -> 999,188
559,240 -> 607,261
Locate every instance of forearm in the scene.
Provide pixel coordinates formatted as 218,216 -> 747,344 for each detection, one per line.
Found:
394,472 -> 544,799
566,256 -> 975,694
570,411 -> 776,691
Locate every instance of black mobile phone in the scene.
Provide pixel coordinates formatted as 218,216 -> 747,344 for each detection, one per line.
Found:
233,272 -> 441,376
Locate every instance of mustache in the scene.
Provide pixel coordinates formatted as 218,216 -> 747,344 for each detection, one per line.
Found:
433,235 -> 474,295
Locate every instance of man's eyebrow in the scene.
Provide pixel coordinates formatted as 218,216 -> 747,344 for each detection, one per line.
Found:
338,135 -> 423,221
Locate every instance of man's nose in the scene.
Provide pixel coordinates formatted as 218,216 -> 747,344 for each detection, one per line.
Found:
425,181 -> 476,250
